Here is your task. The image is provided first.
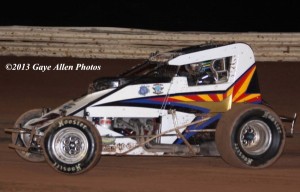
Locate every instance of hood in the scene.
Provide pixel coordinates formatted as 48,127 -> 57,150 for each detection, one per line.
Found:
88,77 -> 131,93
89,76 -> 173,93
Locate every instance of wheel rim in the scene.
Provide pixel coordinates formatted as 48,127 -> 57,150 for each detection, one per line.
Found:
52,127 -> 89,164
239,120 -> 272,156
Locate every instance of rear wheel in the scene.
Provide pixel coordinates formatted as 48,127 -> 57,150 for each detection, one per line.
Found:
216,104 -> 285,168
43,116 -> 102,174
12,109 -> 45,162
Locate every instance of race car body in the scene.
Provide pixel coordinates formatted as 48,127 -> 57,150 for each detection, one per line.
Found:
6,42 -> 296,174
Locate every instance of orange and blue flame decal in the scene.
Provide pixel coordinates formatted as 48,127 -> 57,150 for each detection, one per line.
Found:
232,65 -> 261,103
150,89 -> 234,103
150,65 -> 261,104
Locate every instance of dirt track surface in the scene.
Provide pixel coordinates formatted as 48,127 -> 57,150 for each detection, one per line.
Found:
1,56 -> 300,192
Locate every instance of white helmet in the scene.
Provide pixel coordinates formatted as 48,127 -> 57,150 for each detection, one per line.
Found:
185,63 -> 202,73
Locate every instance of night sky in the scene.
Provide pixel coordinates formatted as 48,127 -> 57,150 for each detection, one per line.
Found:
0,1 -> 299,32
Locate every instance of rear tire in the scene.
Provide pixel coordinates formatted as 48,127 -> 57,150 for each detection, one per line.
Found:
43,116 -> 102,174
216,104 -> 285,168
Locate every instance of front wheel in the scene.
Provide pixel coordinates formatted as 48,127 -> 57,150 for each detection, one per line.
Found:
43,116 -> 102,174
216,104 -> 285,168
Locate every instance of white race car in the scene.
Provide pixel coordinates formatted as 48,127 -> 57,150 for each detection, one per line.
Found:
6,42 -> 296,174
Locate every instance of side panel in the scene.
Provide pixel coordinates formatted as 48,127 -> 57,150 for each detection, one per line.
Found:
87,106 -> 160,118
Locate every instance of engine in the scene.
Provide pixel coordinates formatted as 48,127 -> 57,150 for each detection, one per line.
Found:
92,117 -> 158,140
92,116 -> 202,155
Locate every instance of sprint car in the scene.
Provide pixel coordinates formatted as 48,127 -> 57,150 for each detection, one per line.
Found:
6,42 -> 297,174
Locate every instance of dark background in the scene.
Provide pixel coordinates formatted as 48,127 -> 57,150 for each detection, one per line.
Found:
0,1 -> 299,32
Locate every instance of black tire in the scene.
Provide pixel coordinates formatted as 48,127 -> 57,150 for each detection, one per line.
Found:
12,109 -> 45,162
43,116 -> 102,174
215,104 -> 285,168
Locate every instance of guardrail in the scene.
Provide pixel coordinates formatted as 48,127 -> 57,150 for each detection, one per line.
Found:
0,26 -> 300,61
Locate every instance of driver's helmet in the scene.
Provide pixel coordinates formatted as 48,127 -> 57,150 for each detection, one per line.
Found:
185,63 -> 202,74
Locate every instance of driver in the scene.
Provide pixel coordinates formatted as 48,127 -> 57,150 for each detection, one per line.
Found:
184,61 -> 215,85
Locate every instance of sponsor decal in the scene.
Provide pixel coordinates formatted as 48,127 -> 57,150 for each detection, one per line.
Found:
126,143 -> 135,149
103,145 -> 117,152
102,135 -> 116,145
263,111 -> 282,133
138,85 -> 150,96
152,83 -> 164,95
62,103 -> 75,110
103,142 -> 138,152
54,162 -> 82,172
234,143 -> 254,165
117,143 -> 126,151
58,119 -> 87,129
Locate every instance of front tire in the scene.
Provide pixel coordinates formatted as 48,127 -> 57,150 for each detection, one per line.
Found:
43,116 -> 102,174
216,104 -> 285,168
